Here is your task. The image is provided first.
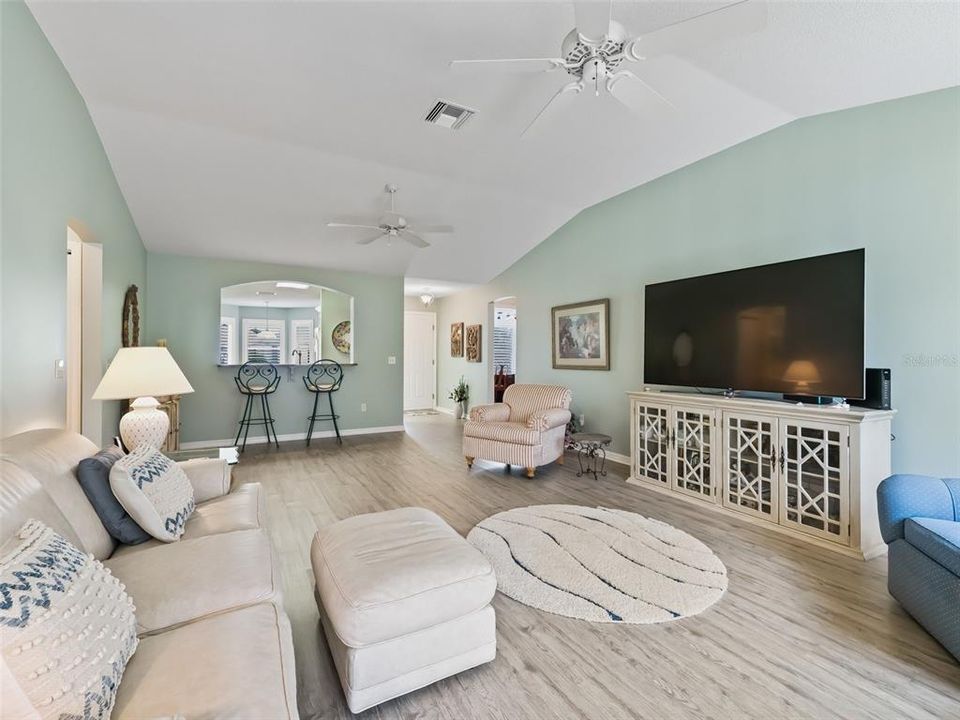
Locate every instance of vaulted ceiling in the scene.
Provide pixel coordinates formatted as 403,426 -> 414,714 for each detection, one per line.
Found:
29,1 -> 960,285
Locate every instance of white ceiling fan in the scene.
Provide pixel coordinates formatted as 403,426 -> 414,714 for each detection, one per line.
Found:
451,0 -> 767,136
326,184 -> 454,248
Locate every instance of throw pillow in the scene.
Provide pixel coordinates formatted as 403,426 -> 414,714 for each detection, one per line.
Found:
76,446 -> 152,545
110,446 -> 195,542
0,519 -> 138,719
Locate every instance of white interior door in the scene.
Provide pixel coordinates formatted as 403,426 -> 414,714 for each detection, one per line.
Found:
404,311 -> 436,410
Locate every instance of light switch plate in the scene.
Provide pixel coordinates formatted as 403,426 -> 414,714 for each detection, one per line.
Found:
387,356 -> 397,365
54,359 -> 65,379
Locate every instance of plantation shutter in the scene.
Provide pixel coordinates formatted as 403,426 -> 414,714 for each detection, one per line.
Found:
242,319 -> 284,364
291,320 -> 314,364
493,326 -> 514,374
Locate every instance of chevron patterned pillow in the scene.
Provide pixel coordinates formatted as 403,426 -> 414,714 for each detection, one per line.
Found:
0,520 -> 138,719
110,446 -> 195,542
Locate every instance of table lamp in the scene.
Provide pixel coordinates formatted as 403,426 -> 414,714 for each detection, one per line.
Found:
92,347 -> 194,450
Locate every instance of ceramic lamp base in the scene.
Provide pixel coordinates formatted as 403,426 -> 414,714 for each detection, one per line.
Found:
119,396 -> 169,451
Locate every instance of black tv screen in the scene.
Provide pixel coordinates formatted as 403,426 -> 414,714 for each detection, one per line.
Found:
643,250 -> 865,398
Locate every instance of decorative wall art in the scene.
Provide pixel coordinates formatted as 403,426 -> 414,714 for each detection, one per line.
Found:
331,320 -> 352,354
551,298 -> 610,370
122,285 -> 140,348
451,322 -> 464,357
466,324 -> 482,363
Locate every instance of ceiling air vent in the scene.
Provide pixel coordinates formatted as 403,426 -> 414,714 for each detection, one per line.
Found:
425,100 -> 475,130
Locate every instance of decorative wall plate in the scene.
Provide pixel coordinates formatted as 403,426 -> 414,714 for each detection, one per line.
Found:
332,320 -> 352,353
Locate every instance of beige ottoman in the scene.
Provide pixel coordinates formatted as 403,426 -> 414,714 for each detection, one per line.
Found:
311,507 -> 497,713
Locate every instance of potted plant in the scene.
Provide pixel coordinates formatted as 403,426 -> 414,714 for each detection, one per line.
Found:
449,376 -> 469,419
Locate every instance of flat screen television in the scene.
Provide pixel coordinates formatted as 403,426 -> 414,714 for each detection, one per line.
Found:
643,249 -> 865,398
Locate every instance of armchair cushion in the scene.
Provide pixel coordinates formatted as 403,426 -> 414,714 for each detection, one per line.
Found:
463,421 -> 541,446
877,474 -> 960,543
904,517 -> 960,576
469,404 -> 511,423
526,408 -> 572,431
502,384 -> 572,423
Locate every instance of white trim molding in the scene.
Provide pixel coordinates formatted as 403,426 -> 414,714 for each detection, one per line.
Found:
180,424 -> 405,450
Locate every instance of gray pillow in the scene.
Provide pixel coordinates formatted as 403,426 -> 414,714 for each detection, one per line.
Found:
76,446 -> 151,545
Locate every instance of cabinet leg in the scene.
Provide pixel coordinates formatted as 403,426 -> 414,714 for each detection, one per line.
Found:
465,456 -> 474,468
525,466 -> 536,478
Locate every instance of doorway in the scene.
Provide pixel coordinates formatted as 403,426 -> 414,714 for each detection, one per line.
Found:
403,311 -> 437,411
490,297 -> 517,403
65,226 -> 103,443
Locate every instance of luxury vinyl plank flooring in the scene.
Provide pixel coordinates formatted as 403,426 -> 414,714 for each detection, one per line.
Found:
234,414 -> 959,720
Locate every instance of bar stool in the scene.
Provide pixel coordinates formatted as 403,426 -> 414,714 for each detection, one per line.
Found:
234,362 -> 280,452
303,360 -> 343,446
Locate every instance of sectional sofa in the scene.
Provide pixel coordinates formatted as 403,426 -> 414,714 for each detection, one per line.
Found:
0,429 -> 298,718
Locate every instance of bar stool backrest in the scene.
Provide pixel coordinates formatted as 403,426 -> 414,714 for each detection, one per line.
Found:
304,360 -> 343,393
235,362 -> 280,394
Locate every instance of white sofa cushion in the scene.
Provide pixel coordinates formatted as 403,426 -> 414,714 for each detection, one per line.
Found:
0,520 -> 137,719
311,507 -> 496,647
110,446 -> 194,542
113,603 -> 297,720
108,483 -> 265,558
177,457 -> 232,503
0,429 -> 115,559
104,527 -> 281,635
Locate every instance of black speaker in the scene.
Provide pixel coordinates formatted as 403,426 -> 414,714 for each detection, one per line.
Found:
850,368 -> 891,410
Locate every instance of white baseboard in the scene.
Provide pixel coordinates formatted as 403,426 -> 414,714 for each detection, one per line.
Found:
605,450 -> 630,466
180,424 -> 405,450
433,406 -> 455,416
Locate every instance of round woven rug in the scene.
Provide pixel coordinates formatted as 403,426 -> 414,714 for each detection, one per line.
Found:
467,504 -> 727,623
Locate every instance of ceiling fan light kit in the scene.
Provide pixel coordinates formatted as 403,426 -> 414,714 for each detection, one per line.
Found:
451,0 -> 766,136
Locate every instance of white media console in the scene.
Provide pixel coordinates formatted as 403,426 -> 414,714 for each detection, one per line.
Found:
627,390 -> 896,559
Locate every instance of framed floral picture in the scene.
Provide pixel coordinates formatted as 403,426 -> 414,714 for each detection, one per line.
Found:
450,322 -> 464,357
551,298 -> 610,370
466,324 -> 481,362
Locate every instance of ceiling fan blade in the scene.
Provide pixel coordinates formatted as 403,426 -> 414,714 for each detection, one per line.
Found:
627,0 -> 767,61
402,232 -> 430,249
450,57 -> 567,73
410,224 -> 454,234
607,71 -> 675,116
355,234 -> 382,245
573,1 -> 613,44
327,222 -> 382,231
521,80 -> 584,137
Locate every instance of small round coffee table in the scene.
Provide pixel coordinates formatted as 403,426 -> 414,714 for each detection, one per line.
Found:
571,432 -> 612,481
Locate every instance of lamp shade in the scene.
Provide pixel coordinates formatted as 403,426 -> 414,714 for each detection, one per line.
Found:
92,347 -> 194,400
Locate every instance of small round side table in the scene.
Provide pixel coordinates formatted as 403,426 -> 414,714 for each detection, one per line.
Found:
571,432 -> 612,481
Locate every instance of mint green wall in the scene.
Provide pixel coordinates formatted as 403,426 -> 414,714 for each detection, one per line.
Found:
0,1 -> 146,440
146,253 -> 403,444
438,88 -> 960,476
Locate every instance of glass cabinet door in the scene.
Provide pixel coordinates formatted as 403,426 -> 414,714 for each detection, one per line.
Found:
673,408 -> 717,501
779,421 -> 849,544
722,413 -> 778,521
634,403 -> 670,486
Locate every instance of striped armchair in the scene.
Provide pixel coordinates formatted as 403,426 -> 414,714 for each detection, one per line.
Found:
463,384 -> 572,478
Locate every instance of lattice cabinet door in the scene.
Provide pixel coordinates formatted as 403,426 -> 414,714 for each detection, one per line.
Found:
722,412 -> 778,521
633,402 -> 671,486
779,420 -> 850,544
672,407 -> 718,501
